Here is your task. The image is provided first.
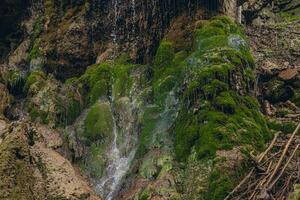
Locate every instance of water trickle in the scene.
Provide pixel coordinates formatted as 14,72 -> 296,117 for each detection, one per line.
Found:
95,84 -> 138,200
96,114 -> 136,200
131,0 -> 136,34
131,0 -> 137,52
111,0 -> 119,58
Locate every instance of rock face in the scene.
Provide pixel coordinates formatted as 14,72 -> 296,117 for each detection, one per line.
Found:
0,119 -> 101,200
1,1 -> 300,200
0,0 -> 243,80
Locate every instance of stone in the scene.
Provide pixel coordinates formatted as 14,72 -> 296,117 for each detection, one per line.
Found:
260,60 -> 284,76
278,68 -> 299,81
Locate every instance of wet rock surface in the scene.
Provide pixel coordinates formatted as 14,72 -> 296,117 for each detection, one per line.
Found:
0,0 -> 300,200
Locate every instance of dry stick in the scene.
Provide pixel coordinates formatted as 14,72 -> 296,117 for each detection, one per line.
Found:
224,169 -> 254,200
278,173 -> 294,199
266,160 -> 273,173
265,123 -> 300,186
249,165 -> 277,200
225,132 -> 281,200
258,132 -> 280,162
268,144 -> 300,190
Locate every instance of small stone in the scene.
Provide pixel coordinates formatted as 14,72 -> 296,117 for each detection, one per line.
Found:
278,68 -> 298,81
260,60 -> 282,76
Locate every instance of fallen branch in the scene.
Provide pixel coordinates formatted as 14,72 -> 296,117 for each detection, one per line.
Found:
224,169 -> 254,200
258,132 -> 280,163
268,144 -> 300,190
265,123 -> 300,186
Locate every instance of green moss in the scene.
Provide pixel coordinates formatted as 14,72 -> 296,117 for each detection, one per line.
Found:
27,38 -> 42,61
82,101 -> 113,143
278,7 -> 300,22
154,40 -> 175,68
268,120 -> 296,134
89,80 -> 109,104
205,169 -> 234,200
24,70 -> 46,92
79,143 -> 107,178
79,63 -> 112,90
32,17 -> 43,40
65,98 -> 81,124
137,105 -> 161,156
174,16 -> 270,162
29,106 -> 49,124
112,62 -> 137,99
1,69 -> 25,95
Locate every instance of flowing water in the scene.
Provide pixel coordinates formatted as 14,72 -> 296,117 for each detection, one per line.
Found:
131,0 -> 136,35
111,0 -> 119,58
95,112 -> 136,200
95,82 -> 139,200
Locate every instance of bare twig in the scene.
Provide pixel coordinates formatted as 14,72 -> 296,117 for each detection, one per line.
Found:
265,123 -> 300,186
258,132 -> 280,163
268,144 -> 300,190
224,169 -> 254,200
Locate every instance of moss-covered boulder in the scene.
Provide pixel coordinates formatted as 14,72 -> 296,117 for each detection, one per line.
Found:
172,16 -> 270,199
82,101 -> 113,144
24,71 -> 64,126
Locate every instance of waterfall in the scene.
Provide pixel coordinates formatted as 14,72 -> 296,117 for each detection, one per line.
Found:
131,0 -> 136,35
111,0 -> 119,58
96,113 -> 136,200
95,83 -> 138,200
131,0 -> 137,52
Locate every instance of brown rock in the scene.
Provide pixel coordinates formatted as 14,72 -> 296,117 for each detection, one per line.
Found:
260,60 -> 283,76
278,68 -> 299,81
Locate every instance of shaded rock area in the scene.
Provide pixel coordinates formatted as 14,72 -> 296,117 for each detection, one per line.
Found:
0,0 -> 31,61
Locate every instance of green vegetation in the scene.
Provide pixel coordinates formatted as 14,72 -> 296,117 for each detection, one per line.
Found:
27,38 -> 42,62
170,16 -> 270,199
268,120 -> 296,134
24,70 -> 45,92
278,7 -> 300,23
0,68 -> 25,95
82,101 -> 113,144
174,16 -> 269,163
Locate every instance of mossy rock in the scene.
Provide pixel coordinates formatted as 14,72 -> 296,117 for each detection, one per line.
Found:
80,143 -> 107,178
174,16 -> 270,163
154,40 -> 175,69
24,70 -> 46,92
82,101 -> 113,144
0,68 -> 25,96
0,128 -> 35,200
